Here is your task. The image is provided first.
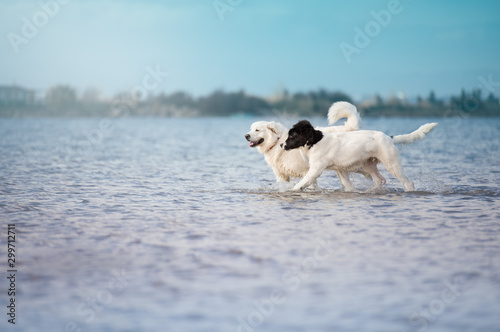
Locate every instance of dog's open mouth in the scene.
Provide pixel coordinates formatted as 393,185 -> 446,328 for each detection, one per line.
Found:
248,138 -> 264,147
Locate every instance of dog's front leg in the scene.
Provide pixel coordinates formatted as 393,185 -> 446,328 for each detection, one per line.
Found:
273,168 -> 290,182
309,179 -> 321,191
293,165 -> 325,191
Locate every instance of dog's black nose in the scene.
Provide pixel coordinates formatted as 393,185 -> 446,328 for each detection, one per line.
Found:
244,134 -> 250,140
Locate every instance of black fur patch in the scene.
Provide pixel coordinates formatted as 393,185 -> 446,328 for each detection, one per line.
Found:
283,120 -> 323,150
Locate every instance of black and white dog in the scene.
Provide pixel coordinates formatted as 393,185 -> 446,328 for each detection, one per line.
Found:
281,120 -> 426,192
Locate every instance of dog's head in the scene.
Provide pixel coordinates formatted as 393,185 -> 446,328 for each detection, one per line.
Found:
281,120 -> 323,150
245,121 -> 282,151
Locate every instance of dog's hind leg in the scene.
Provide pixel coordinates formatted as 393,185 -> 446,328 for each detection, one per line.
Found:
362,158 -> 386,187
337,170 -> 356,191
380,153 -> 415,191
356,168 -> 373,181
388,164 -> 414,191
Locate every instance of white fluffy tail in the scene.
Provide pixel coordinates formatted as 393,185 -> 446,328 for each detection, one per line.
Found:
392,123 -> 438,144
327,101 -> 360,130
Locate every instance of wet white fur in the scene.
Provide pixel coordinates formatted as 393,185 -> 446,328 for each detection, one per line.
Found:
288,128 -> 416,192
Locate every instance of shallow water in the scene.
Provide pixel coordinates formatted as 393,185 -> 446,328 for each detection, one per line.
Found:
1,116 -> 499,332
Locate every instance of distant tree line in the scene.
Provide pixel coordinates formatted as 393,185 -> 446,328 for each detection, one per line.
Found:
1,84 -> 499,117
361,89 -> 500,117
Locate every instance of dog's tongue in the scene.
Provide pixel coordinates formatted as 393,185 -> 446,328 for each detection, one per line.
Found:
248,141 -> 255,147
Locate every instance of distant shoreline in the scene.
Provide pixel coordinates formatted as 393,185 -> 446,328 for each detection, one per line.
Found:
1,111 -> 499,118
1,87 -> 499,118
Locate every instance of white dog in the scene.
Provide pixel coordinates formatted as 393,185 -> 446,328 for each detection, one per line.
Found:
244,101 -> 437,189
245,102 -> 364,184
281,120 -> 428,191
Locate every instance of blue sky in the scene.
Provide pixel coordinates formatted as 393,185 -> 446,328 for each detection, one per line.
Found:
1,0 -> 499,101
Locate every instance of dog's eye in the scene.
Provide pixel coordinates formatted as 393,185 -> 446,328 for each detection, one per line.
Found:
255,129 -> 259,132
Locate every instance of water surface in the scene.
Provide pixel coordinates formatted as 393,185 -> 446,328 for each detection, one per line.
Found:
0,116 -> 499,331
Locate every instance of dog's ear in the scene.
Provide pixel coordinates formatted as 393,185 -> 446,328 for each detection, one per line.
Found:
266,122 -> 279,135
294,120 -> 322,146
311,127 -> 323,145
294,120 -> 313,137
